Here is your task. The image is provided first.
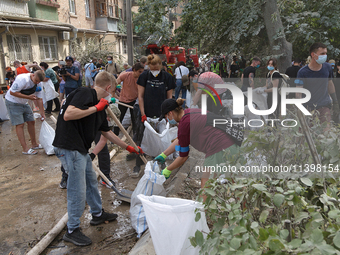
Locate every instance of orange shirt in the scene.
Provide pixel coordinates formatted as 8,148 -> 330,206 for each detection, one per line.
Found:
118,72 -> 138,103
16,66 -> 30,75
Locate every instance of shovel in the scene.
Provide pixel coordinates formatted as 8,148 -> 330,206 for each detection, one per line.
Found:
106,106 -> 148,166
92,163 -> 132,203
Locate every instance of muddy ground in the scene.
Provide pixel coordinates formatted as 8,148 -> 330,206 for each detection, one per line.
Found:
0,112 -> 204,255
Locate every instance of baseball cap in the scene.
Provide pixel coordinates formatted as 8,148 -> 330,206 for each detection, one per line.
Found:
158,98 -> 180,121
65,56 -> 73,62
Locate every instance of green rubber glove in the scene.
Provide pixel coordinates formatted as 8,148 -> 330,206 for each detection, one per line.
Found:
111,97 -> 116,104
117,85 -> 122,89
161,167 -> 172,179
155,152 -> 167,164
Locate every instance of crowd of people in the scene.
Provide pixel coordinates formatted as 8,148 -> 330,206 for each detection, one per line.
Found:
2,41 -> 340,246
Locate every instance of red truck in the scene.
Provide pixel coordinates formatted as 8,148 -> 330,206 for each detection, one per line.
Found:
146,44 -> 199,74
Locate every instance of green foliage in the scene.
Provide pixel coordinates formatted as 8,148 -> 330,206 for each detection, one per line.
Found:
172,0 -> 340,59
133,0 -> 180,46
192,177 -> 340,254
190,112 -> 340,254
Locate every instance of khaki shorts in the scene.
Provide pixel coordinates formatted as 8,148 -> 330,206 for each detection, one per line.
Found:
5,99 -> 34,126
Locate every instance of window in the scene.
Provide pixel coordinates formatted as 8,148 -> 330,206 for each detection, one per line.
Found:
6,35 -> 32,62
85,0 -> 90,18
95,0 -> 107,17
69,0 -> 76,14
119,8 -> 123,20
108,0 -> 113,17
39,36 -> 58,60
123,40 -> 127,54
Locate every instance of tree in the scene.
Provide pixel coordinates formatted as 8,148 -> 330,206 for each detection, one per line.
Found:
262,0 -> 292,73
71,33 -> 122,66
133,0 -> 180,46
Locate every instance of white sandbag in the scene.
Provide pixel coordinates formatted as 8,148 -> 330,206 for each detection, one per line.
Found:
0,95 -> 9,120
122,107 -> 131,128
169,126 -> 179,158
138,195 -> 210,255
130,162 -> 166,238
39,120 -> 55,155
41,80 -> 59,104
141,118 -> 175,159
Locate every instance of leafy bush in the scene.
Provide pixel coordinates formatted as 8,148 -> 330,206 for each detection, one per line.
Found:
192,177 -> 340,254
191,113 -> 340,254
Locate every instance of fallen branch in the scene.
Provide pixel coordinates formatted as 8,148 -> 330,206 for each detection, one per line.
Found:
26,213 -> 68,255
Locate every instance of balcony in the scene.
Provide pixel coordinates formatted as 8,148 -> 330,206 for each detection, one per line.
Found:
36,0 -> 60,8
28,0 -> 59,21
0,0 -> 29,17
96,17 -> 119,32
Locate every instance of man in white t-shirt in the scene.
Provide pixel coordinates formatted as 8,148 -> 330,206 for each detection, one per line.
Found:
174,61 -> 189,104
5,71 -> 46,155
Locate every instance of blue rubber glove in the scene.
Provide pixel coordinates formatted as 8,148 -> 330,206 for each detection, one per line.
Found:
161,167 -> 172,179
155,152 -> 167,164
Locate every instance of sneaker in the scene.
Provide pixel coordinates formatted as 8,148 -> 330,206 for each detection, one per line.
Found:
126,153 -> 137,161
100,176 -> 115,188
130,165 -> 140,178
59,176 -> 68,189
90,209 -> 118,226
63,227 -> 92,246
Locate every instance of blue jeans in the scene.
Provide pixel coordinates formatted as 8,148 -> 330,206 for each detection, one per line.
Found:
175,79 -> 186,108
54,147 -> 102,231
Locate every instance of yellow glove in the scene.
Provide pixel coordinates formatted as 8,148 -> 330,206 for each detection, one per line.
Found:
161,167 -> 172,179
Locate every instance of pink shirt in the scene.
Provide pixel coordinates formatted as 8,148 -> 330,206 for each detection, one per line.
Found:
119,72 -> 138,103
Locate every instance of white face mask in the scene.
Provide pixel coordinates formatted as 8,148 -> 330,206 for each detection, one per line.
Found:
151,70 -> 160,77
96,86 -> 112,101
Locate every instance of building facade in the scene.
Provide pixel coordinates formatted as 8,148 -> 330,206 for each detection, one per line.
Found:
0,0 -> 141,85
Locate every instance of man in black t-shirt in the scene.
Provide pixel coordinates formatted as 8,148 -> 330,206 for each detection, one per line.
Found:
241,57 -> 261,92
285,58 -> 301,98
96,58 -> 106,70
285,58 -> 301,86
53,71 -> 141,246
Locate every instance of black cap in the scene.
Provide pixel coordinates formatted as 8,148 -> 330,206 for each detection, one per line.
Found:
158,98 -> 179,121
65,56 -> 74,63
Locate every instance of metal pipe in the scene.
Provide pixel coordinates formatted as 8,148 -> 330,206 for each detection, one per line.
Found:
0,26 -> 9,85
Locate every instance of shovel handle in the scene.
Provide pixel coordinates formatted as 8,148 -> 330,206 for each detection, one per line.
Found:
117,101 -> 134,109
106,107 -> 148,164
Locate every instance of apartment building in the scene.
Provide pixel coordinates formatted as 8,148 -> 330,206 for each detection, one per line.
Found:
0,0 -> 141,84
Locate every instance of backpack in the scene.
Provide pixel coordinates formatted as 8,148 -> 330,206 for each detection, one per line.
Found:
270,70 -> 290,95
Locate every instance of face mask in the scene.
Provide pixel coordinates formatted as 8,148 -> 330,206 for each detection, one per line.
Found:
332,65 -> 335,69
315,54 -> 327,65
167,117 -> 177,125
151,70 -> 160,77
213,61 -> 217,63
104,94 -> 112,101
93,62 -> 97,65
267,66 -> 274,71
192,77 -> 198,83
108,60 -> 113,64
96,86 -> 112,101
256,64 -> 260,69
